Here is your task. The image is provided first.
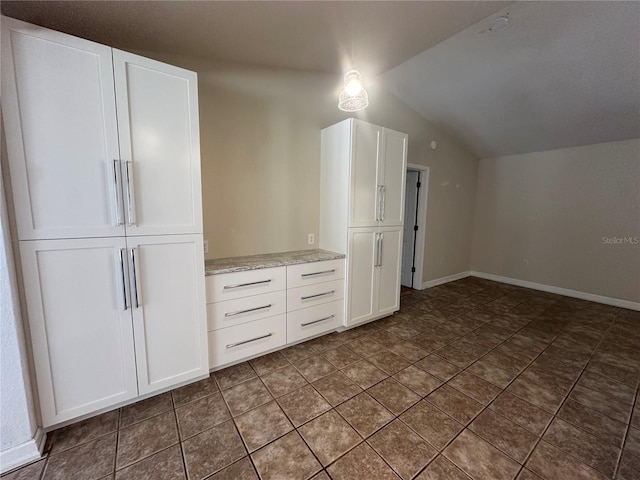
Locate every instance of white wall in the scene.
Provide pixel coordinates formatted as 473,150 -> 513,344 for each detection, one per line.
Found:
471,139 -> 640,304
139,54 -> 480,285
1,122 -> 42,472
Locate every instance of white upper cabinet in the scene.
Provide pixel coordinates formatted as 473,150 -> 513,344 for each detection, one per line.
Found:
1,17 -> 123,240
349,121 -> 381,227
348,120 -> 408,228
113,51 -> 203,236
379,129 -> 408,226
1,17 -> 203,241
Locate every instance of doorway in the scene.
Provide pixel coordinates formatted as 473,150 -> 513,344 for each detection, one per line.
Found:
401,164 -> 429,289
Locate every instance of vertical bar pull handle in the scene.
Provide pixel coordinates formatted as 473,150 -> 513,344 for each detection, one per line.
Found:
378,233 -> 384,266
376,185 -> 383,221
119,248 -> 128,310
380,185 -> 386,222
374,233 -> 381,267
124,160 -> 137,226
129,248 -> 140,308
112,160 -> 123,226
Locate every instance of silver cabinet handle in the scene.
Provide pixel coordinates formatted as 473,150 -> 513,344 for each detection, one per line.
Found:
223,279 -> 271,290
375,232 -> 384,267
301,315 -> 335,327
119,248 -> 128,310
374,233 -> 379,267
380,185 -> 386,221
112,159 -> 124,226
129,248 -> 140,308
224,304 -> 272,317
226,333 -> 272,349
376,185 -> 383,221
301,269 -> 335,278
301,290 -> 335,301
124,160 -> 137,226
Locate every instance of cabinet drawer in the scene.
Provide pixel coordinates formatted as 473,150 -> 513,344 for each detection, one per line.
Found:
206,267 -> 286,303
287,301 -> 343,344
286,259 -> 345,288
207,291 -> 286,331
208,315 -> 286,369
287,279 -> 344,312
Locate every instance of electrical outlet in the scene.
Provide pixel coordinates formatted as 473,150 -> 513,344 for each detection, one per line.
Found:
203,240 -> 209,254
308,234 -> 315,245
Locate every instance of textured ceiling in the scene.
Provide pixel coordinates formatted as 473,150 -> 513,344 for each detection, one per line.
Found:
381,1 -> 640,157
0,1 -> 507,76
2,1 -> 637,158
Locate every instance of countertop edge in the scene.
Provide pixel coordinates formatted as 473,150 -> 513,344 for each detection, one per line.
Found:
204,250 -> 345,276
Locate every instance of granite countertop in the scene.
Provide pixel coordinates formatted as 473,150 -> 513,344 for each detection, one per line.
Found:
205,249 -> 345,275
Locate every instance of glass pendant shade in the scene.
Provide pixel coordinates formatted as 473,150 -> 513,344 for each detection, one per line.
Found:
338,70 -> 369,112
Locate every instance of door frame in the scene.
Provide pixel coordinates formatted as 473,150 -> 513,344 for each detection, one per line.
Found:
405,163 -> 429,290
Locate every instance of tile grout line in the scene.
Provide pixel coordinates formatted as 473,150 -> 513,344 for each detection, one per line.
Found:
612,374 -> 640,479
409,306 -> 557,478
112,408 -> 122,477
405,292 -> 618,477
511,311 -> 621,479
18,282 -> 634,480
340,290 -> 546,478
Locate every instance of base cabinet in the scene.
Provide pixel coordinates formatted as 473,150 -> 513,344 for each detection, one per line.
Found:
20,235 -> 207,427
206,259 -> 345,370
347,226 -> 403,327
20,238 -> 138,425
346,229 -> 377,325
128,235 -> 208,396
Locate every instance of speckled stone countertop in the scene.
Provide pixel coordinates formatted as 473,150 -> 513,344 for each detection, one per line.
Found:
205,249 -> 345,275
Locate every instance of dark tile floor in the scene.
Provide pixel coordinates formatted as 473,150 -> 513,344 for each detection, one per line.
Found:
3,277 -> 639,480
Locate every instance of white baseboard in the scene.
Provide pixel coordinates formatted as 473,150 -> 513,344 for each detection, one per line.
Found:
421,271 -> 471,289
0,428 -> 46,474
470,271 -> 640,311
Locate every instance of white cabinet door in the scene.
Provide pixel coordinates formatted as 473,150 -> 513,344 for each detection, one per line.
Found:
127,235 -> 208,395
20,237 -> 137,427
379,129 -> 408,227
1,17 -> 123,240
113,50 -> 203,236
346,227 -> 377,326
349,121 -> 381,227
376,227 -> 403,317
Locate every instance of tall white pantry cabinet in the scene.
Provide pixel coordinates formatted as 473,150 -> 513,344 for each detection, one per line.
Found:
1,17 -> 208,427
320,119 -> 408,327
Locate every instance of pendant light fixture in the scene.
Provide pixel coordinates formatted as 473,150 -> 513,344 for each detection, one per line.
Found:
339,22 -> 369,112
339,69 -> 369,112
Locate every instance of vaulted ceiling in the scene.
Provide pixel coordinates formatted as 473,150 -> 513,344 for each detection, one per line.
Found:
2,1 -> 638,158
381,1 -> 640,157
0,1 -> 507,75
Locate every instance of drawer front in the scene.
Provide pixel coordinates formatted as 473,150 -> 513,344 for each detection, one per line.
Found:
208,291 -> 286,331
286,259 -> 345,288
209,315 -> 286,369
287,279 -> 344,312
287,301 -> 343,344
206,267 -> 286,303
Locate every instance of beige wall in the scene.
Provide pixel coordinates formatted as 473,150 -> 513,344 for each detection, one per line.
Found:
471,139 -> 640,303
140,53 -> 479,285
